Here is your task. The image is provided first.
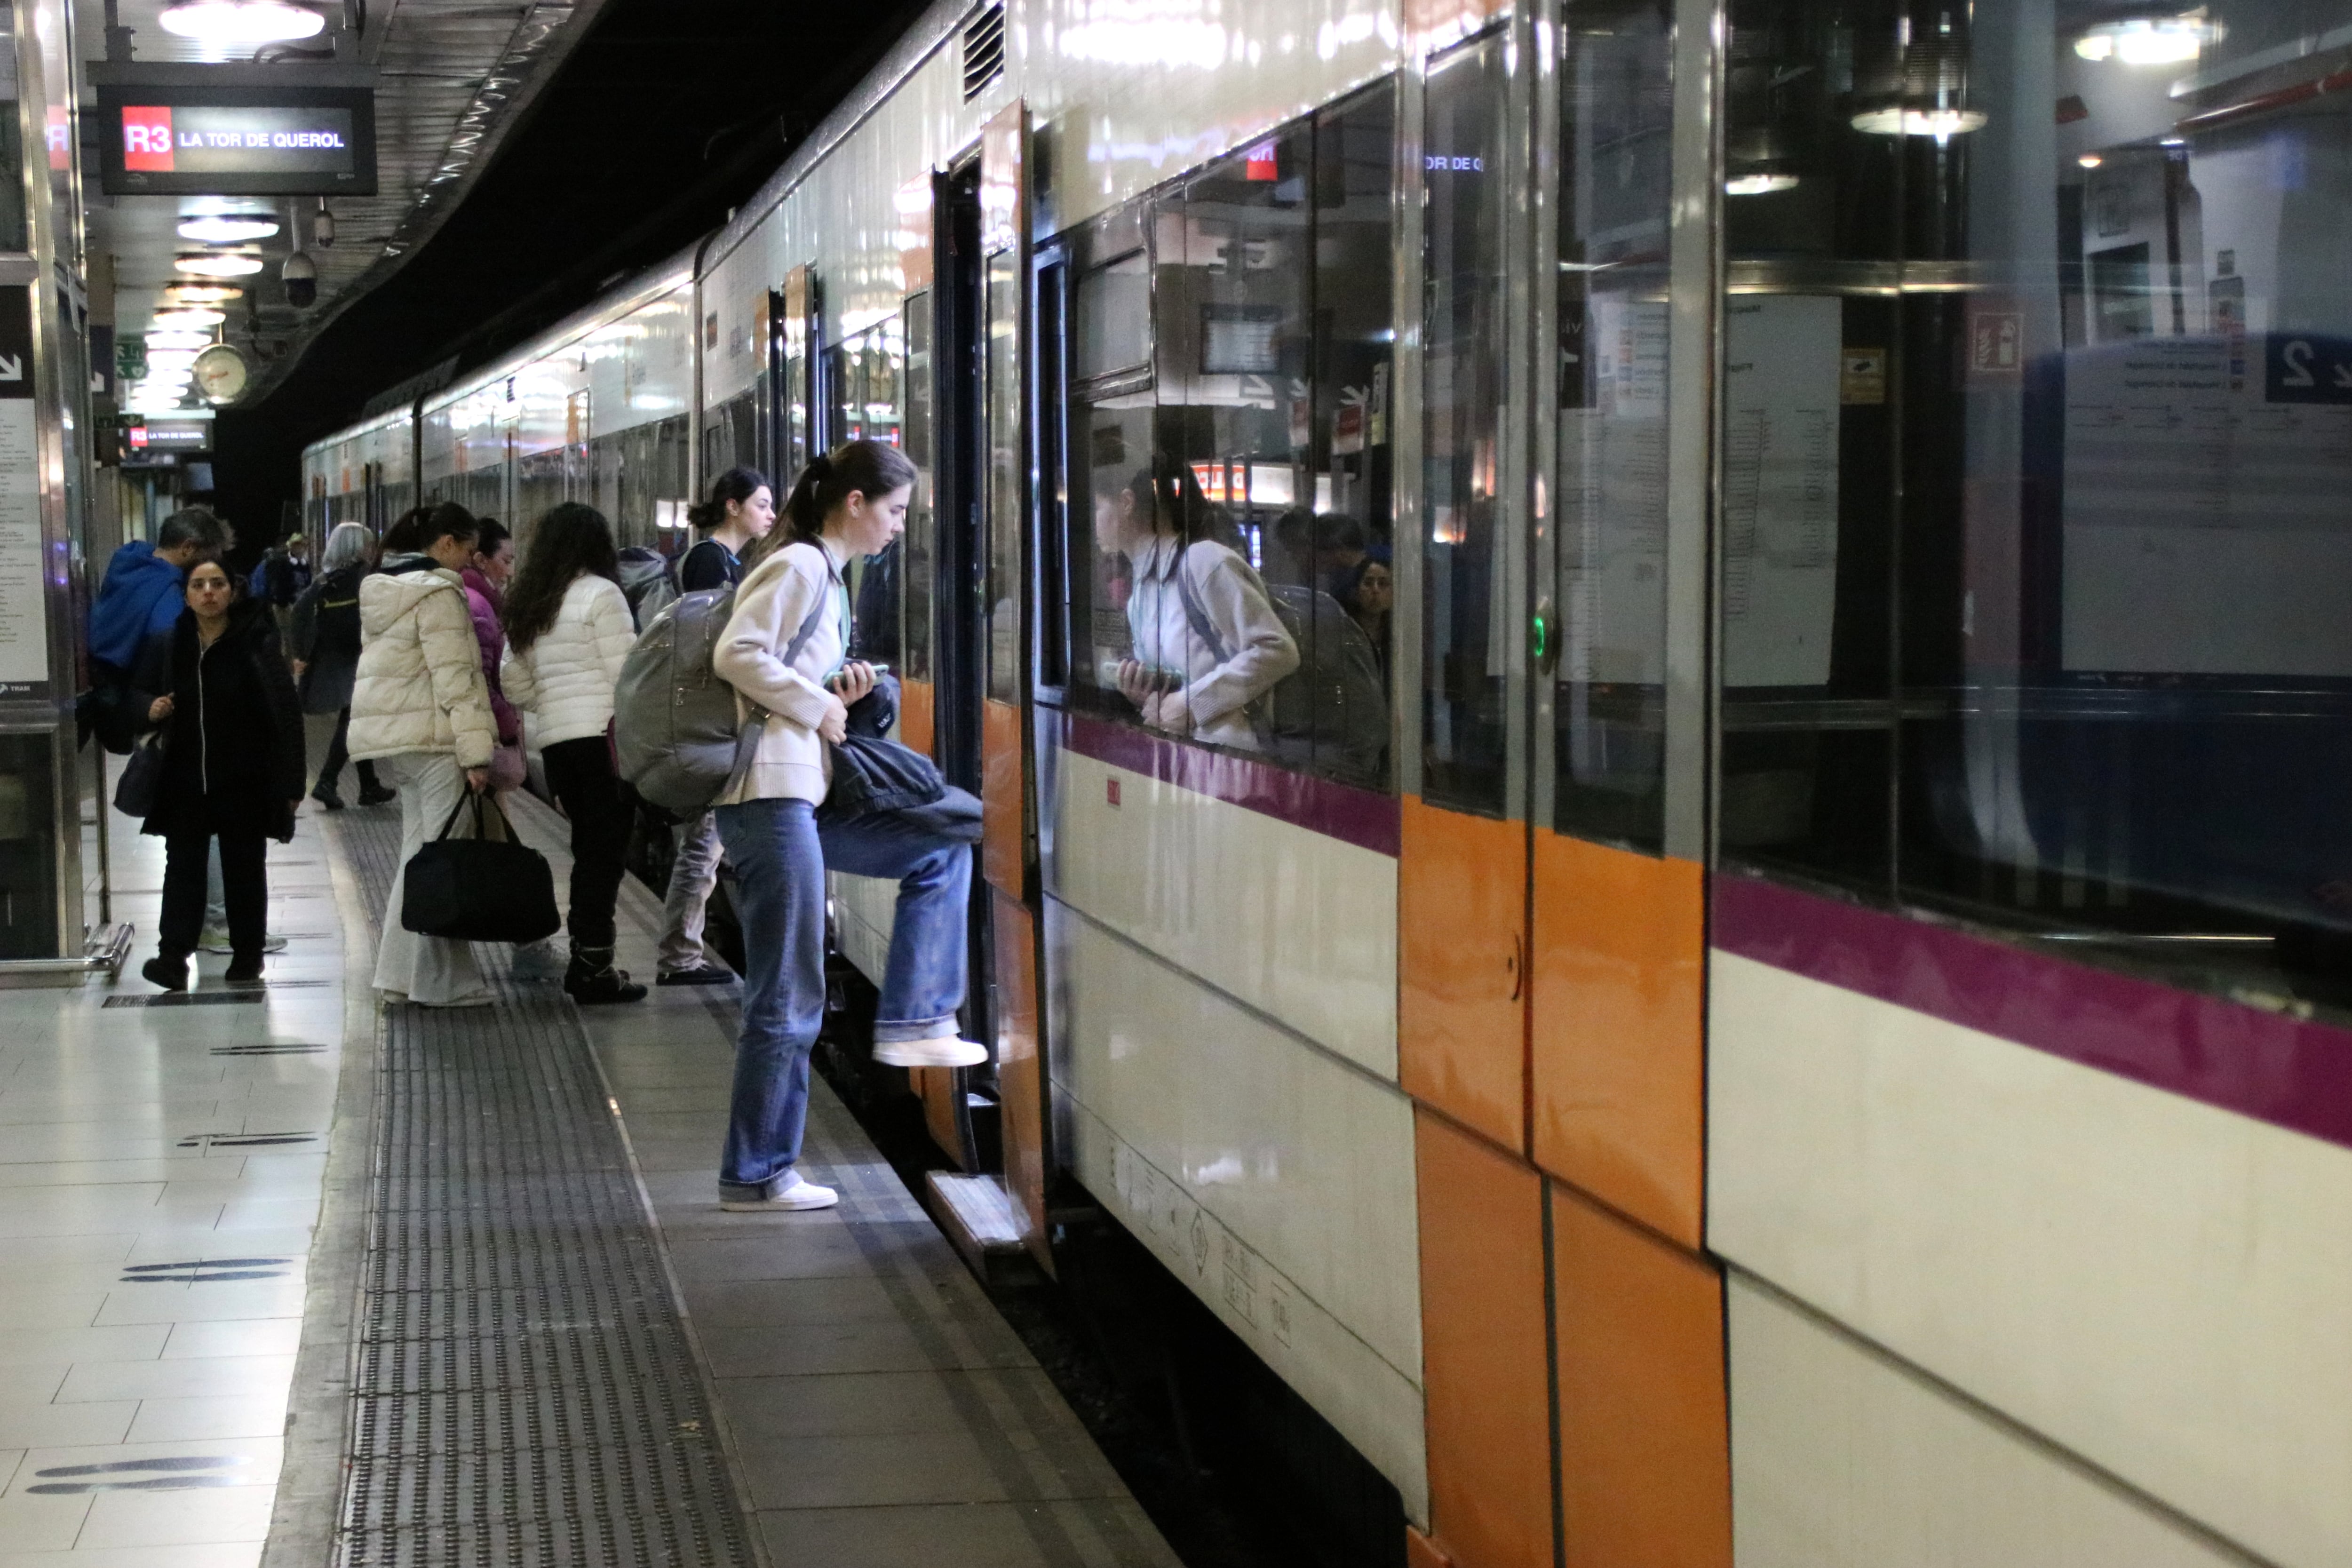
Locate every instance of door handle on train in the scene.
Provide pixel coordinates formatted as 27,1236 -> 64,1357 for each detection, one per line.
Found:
1506,933 -> 1523,1002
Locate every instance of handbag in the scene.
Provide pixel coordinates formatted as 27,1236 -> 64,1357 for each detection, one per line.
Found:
399,788 -> 562,944
113,731 -> 167,819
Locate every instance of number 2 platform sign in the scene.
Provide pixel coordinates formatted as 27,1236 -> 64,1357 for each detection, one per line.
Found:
2264,333 -> 2352,404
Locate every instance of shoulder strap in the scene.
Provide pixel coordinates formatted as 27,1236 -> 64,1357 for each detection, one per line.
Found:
1168,543 -> 1233,665
781,572 -> 830,669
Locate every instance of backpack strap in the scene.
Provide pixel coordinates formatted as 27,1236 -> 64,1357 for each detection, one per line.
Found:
1168,542 -> 1233,667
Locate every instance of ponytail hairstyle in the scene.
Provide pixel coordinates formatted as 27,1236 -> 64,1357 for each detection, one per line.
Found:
754,439 -> 919,566
501,501 -> 621,654
1123,454 -> 1219,544
687,465 -> 771,533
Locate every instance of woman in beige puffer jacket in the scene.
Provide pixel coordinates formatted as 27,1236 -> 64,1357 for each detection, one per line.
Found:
349,504 -> 498,1007
498,502 -> 645,1004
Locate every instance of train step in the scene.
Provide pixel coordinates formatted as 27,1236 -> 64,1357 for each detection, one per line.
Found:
924,1170 -> 1034,1286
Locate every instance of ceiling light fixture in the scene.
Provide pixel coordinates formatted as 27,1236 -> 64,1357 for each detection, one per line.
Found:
1851,105 -> 1987,138
1725,172 -> 1801,195
165,285 -> 242,304
158,1 -> 325,45
2078,152 -> 2104,167
177,215 -> 280,243
2074,16 -> 2206,64
145,331 -> 214,350
152,309 -> 226,328
175,254 -> 265,278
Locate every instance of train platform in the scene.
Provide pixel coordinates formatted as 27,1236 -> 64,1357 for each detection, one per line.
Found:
0,767 -> 1176,1568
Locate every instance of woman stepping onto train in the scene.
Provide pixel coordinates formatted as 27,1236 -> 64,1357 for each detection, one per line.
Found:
711,440 -> 987,1213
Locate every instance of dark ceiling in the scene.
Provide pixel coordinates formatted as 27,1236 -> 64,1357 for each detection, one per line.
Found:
210,0 -> 933,544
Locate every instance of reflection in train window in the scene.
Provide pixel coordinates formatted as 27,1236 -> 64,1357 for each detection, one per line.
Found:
1720,0 -> 2352,1013
1053,82 -> 1397,791
1422,34 -> 1510,815
829,319 -> 906,665
1554,0 -> 1675,852
902,295 -> 936,682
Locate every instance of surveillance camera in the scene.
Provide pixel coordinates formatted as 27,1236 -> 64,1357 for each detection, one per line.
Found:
314,203 -> 335,249
283,251 -> 317,309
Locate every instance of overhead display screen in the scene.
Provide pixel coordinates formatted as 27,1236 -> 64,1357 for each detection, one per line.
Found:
97,84 -> 375,196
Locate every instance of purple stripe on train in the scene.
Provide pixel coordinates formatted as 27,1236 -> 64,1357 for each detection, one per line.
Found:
1714,872 -> 2352,1152
1055,712 -> 1402,858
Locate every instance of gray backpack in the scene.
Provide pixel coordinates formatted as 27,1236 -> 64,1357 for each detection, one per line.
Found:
612,583 -> 825,817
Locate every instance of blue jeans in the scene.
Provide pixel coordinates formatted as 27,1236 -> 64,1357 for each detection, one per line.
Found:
712,797 -> 973,1197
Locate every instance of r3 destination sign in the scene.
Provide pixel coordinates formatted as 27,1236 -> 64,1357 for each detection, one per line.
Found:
95,73 -> 376,196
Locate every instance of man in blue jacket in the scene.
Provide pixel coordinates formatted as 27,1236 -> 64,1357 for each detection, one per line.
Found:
83,508 -> 224,753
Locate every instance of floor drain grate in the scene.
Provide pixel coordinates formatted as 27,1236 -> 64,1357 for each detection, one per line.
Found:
213,1043 -> 330,1056
104,984 -> 329,1007
326,812 -> 753,1568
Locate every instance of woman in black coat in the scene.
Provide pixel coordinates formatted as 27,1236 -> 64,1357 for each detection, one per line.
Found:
289,521 -> 389,808
132,560 -> 306,989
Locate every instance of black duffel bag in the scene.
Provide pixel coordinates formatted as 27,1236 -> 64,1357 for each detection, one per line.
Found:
112,732 -> 167,820
400,788 -> 562,944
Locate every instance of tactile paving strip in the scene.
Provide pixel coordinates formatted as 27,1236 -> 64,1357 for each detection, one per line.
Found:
329,812 -> 754,1568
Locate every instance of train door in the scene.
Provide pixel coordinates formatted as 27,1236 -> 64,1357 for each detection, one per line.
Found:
770,267 -> 818,485
1400,4 -> 1732,1566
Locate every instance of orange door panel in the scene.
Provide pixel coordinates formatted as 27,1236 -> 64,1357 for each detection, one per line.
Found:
1530,834 -> 1705,1247
1551,1185 -> 1731,1568
1400,797 -> 1529,1154
992,891 -> 1050,1267
900,677 -> 936,758
1416,1110 -> 1552,1568
981,697 -> 1025,896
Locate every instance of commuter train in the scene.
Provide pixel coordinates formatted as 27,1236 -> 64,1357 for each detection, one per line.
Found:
303,0 -> 2352,1560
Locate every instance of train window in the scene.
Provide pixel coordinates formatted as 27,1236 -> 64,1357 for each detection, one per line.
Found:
1721,0 -> 2352,1010
1422,34 -> 1512,814
902,295 -> 936,683
984,246 -> 1023,705
1075,250 -> 1150,382
1052,85 -> 1398,790
831,320 -> 906,666
1552,0 -> 1675,852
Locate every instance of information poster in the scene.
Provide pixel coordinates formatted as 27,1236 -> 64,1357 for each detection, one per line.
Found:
1560,296 -> 1669,684
0,287 -> 47,688
1722,296 -> 1840,686
2062,334 -> 2352,677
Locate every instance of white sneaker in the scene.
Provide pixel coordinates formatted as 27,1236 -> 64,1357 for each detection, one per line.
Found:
719,1175 -> 839,1212
873,1036 -> 989,1068
199,929 -> 288,954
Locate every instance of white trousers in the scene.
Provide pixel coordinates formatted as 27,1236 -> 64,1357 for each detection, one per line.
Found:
372,751 -> 487,1005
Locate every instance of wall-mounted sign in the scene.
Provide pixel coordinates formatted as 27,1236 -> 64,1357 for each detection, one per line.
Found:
136,417 -> 213,453
92,65 -> 376,197
114,331 -> 145,384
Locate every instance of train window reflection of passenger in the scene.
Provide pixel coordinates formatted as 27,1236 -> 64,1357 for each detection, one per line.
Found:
1099,458 -> 1299,749
1340,552 -> 1393,689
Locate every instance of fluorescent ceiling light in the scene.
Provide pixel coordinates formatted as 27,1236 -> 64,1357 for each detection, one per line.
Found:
175,254 -> 265,278
1725,172 -> 1800,195
2074,17 -> 2206,64
177,215 -> 280,243
1851,106 -> 1988,138
152,309 -> 226,327
165,286 -> 242,304
145,331 -> 214,350
159,1 -> 325,45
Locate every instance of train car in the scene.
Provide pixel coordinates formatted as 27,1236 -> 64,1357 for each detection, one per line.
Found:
299,404 -> 414,542
413,258 -> 699,549
301,0 -> 2352,1562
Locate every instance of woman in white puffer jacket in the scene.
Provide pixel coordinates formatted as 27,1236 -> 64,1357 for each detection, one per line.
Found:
349,503 -> 498,1008
498,503 -> 644,1003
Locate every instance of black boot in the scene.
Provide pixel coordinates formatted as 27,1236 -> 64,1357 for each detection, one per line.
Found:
224,951 -> 264,986
141,952 -> 189,992
356,783 -> 396,807
563,944 -> 647,1004
310,788 -> 345,812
